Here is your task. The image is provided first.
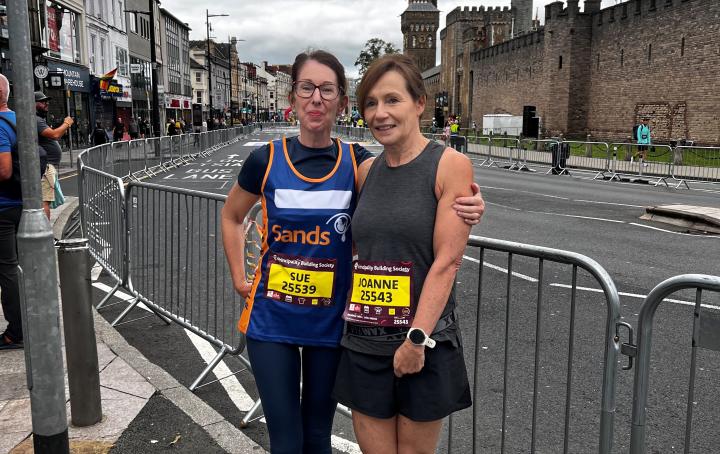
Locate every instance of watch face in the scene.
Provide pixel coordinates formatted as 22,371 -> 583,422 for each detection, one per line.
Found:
408,329 -> 426,344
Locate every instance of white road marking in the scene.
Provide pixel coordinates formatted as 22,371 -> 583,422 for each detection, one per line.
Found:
462,255 -> 538,282
549,283 -> 720,311
628,222 -> 719,237
485,201 -> 521,211
91,278 -> 361,453
183,330 -> 255,411
462,257 -> 720,311
528,211 -> 625,223
243,142 -> 269,146
573,199 -> 646,208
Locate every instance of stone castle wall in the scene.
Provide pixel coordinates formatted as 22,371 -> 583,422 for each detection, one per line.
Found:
467,0 -> 720,144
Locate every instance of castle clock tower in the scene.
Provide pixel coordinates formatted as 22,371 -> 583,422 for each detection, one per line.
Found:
401,0 -> 440,72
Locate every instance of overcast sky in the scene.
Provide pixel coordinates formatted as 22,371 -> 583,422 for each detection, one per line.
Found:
168,0 -> 617,78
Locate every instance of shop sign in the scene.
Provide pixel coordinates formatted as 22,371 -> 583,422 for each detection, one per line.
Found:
34,65 -> 49,79
102,81 -> 124,98
130,64 -> 143,74
46,61 -> 90,93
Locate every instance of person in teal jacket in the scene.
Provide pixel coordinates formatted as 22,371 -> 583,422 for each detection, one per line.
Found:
636,117 -> 651,164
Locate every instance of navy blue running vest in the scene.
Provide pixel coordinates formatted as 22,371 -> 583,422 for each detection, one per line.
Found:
239,137 -> 357,346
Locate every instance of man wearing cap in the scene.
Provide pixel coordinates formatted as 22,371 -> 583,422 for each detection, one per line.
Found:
35,91 -> 73,219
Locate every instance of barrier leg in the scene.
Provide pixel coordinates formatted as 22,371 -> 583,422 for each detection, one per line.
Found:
95,281 -> 120,310
110,297 -> 171,326
189,346 -> 228,392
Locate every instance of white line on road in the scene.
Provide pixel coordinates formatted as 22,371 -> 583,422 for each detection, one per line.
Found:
485,201 -> 521,211
462,255 -> 538,282
549,283 -> 720,310
573,199 -> 646,208
91,278 -> 362,453
527,211 -> 625,223
183,330 -> 255,411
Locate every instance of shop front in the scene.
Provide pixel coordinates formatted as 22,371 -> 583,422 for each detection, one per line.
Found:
165,95 -> 192,130
44,59 -> 91,149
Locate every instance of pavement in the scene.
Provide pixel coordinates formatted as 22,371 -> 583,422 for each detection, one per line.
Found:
0,200 -> 265,454
642,204 -> 720,233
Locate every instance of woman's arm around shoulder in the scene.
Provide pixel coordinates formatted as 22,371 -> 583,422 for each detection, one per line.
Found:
221,183 -> 261,297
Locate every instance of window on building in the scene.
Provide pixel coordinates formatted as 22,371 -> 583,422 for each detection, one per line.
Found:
46,2 -> 82,63
118,1 -> 123,30
128,12 -> 136,33
558,55 -> 563,69
195,72 -> 201,82
269,91 -> 274,99
681,37 -> 685,56
88,0 -> 94,16
620,49 -> 624,67
648,43 -> 652,63
196,91 -> 202,104
110,0 -> 115,27
116,46 -> 128,76
597,53 -> 600,70
100,37 -> 106,72
98,0 -> 104,20
90,34 -> 97,73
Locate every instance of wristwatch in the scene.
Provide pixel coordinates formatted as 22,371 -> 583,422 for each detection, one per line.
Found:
407,328 -> 436,348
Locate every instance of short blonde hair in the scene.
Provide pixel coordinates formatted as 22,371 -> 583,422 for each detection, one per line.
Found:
0,74 -> 9,105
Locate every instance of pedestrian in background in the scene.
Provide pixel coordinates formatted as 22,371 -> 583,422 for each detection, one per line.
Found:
221,49 -> 484,454
92,121 -> 109,146
0,76 -> 46,349
333,53 -> 473,454
113,117 -> 125,142
0,74 -> 23,350
635,117 -> 651,166
35,91 -> 70,219
128,118 -> 139,140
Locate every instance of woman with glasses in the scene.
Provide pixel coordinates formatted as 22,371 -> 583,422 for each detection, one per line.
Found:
221,49 -> 484,454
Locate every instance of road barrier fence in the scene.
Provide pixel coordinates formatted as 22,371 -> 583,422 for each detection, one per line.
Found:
446,135 -> 720,187
77,125 -> 720,451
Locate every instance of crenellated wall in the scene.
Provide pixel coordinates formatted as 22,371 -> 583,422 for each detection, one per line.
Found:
465,0 -> 720,143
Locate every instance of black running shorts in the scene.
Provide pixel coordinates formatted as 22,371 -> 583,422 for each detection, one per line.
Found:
332,341 -> 472,421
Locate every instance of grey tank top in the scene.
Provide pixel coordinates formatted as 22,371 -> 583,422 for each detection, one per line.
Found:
341,140 -> 460,356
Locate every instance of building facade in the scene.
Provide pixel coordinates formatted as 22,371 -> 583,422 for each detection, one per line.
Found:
161,8 -> 191,125
401,0 -> 439,73
125,0 -> 163,135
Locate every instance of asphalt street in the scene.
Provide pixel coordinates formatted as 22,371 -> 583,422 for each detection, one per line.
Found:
86,127 -> 720,453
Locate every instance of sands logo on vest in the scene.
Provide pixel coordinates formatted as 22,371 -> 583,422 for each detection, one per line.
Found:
326,213 -> 351,242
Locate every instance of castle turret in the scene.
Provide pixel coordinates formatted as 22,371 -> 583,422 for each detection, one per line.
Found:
511,0 -> 533,36
401,0 -> 440,72
584,0 -> 601,14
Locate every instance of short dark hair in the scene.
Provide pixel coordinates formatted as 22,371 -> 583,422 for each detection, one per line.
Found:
290,50 -> 347,100
356,54 -> 426,119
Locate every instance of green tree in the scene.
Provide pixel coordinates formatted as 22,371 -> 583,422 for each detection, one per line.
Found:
355,38 -> 400,76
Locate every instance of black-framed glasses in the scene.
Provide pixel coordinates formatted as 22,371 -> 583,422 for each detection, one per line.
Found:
293,81 -> 341,101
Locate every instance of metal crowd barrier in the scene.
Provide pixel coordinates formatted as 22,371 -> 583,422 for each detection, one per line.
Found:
78,125 -> 257,387
671,146 -> 720,187
121,181 -> 248,391
627,274 -> 720,453
447,236 -> 622,454
465,136 -> 521,169
332,125 -> 377,143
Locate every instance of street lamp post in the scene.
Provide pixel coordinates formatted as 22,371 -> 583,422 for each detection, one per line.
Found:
206,10 -> 228,127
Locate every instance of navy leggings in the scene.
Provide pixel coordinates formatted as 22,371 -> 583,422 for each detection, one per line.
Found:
246,338 -> 342,454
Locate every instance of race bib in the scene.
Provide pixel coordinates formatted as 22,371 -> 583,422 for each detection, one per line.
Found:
265,253 -> 336,307
344,260 -> 414,327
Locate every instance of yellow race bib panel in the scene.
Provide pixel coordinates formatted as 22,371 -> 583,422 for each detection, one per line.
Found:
265,253 -> 336,307
344,260 -> 414,326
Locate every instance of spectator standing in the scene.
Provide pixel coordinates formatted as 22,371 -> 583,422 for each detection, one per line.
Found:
35,91 -> 71,219
128,118 -> 139,140
635,117 -> 651,165
0,75 -> 25,349
167,119 -> 177,136
92,121 -> 109,146
113,117 -> 124,142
